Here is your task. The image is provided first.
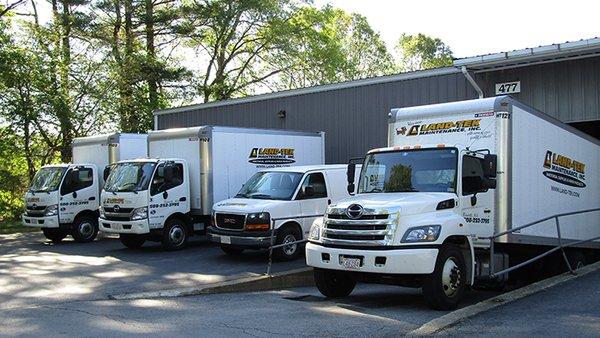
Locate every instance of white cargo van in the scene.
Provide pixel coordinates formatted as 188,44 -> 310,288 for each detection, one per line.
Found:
22,133 -> 148,243
99,126 -> 326,250
208,165 -> 360,260
306,96 -> 599,310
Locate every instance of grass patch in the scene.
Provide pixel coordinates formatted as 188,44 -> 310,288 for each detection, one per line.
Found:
0,220 -> 39,234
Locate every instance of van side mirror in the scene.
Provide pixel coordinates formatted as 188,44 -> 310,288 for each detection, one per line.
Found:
347,163 -> 356,194
483,154 -> 497,178
103,166 -> 111,181
304,185 -> 315,198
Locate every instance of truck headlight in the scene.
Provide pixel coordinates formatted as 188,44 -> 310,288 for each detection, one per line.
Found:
308,217 -> 324,241
99,206 -> 106,218
402,225 -> 441,243
131,207 -> 148,220
44,204 -> 58,216
245,212 -> 270,231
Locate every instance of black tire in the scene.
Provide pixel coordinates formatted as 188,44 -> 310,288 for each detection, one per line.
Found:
273,226 -> 302,261
567,250 -> 586,271
120,234 -> 146,249
422,243 -> 467,310
314,268 -> 356,298
71,215 -> 99,243
42,228 -> 68,243
220,245 -> 244,255
161,218 -> 188,251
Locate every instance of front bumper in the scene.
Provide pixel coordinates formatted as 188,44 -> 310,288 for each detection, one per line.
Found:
99,218 -> 149,234
22,214 -> 59,228
306,242 -> 438,274
207,226 -> 272,248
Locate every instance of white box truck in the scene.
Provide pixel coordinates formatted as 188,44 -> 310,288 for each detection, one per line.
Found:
22,133 -> 148,243
208,165 -> 360,260
99,126 -> 325,250
306,96 -> 599,310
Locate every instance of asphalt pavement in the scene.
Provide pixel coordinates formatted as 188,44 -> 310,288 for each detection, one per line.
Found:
0,232 -> 303,309
437,269 -> 600,337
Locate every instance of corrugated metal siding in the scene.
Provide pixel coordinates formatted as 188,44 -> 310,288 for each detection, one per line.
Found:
158,72 -> 478,163
475,56 -> 600,123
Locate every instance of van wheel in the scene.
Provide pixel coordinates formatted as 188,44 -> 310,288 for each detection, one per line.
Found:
314,268 -> 356,298
220,245 -> 244,255
161,218 -> 188,251
274,226 -> 302,261
567,250 -> 586,271
422,243 -> 467,310
71,215 -> 99,243
42,228 -> 67,243
120,234 -> 145,249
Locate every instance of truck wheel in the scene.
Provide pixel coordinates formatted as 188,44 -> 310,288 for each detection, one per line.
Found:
71,215 -> 99,243
161,218 -> 188,251
422,244 -> 467,310
314,268 -> 356,298
567,250 -> 586,271
120,234 -> 145,249
42,228 -> 67,243
274,226 -> 302,261
220,245 -> 244,255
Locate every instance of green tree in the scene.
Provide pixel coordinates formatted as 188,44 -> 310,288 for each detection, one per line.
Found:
395,33 -> 453,72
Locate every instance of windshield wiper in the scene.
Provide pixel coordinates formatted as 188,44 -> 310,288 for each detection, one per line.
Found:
235,193 -> 247,198
395,188 -> 419,192
248,193 -> 272,199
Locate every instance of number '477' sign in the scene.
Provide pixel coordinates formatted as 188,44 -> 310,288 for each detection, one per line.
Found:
495,81 -> 521,95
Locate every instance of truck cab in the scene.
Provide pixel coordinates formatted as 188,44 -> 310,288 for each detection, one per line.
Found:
208,165 -> 358,260
22,164 -> 101,243
99,158 -> 193,250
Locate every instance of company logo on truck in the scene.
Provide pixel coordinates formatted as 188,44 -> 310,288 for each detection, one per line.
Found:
398,119 -> 481,136
542,150 -> 586,188
248,147 -> 295,165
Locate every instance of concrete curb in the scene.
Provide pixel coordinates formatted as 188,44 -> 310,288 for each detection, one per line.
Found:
109,267 -> 314,300
408,260 -> 600,336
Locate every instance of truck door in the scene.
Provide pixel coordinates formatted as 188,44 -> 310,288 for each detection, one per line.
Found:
58,166 -> 97,223
148,162 -> 189,229
296,172 -> 329,237
460,154 -> 495,242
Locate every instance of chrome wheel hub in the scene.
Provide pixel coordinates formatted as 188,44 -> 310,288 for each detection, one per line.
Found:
169,226 -> 185,246
441,257 -> 461,297
79,222 -> 94,238
282,234 -> 297,256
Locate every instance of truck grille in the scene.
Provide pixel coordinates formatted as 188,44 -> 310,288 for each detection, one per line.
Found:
322,212 -> 392,246
26,205 -> 46,216
216,213 -> 246,230
103,206 -> 134,221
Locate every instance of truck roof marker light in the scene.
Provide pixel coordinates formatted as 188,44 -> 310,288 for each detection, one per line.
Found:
393,146 -> 402,151
414,145 -> 421,149
437,144 -> 445,148
402,146 -> 411,150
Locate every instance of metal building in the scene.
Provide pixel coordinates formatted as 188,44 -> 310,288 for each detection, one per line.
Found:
154,38 -> 600,164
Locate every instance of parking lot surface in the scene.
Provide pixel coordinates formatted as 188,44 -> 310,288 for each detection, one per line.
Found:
0,232 -> 302,309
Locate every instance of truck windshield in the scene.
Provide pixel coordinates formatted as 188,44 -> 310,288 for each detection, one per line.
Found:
236,172 -> 303,200
29,167 -> 67,192
104,162 -> 156,192
358,148 -> 458,194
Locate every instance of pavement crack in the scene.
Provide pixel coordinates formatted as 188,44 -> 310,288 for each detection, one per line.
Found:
39,304 -> 130,325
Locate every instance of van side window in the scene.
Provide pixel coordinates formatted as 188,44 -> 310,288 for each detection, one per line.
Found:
151,163 -> 184,196
60,168 -> 93,195
297,173 -> 327,199
462,156 -> 484,195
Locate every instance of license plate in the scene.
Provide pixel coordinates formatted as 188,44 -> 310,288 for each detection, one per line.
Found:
113,224 -> 122,230
340,257 -> 361,269
220,236 -> 231,244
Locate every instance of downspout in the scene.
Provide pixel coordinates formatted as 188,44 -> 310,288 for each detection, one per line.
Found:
461,66 -> 484,99
153,112 -> 158,131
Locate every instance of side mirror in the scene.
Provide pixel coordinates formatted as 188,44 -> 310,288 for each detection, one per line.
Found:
483,154 -> 497,178
304,185 -> 315,198
347,162 -> 356,194
103,166 -> 111,181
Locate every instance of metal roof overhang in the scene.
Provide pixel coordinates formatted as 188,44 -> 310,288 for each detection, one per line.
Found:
454,37 -> 600,72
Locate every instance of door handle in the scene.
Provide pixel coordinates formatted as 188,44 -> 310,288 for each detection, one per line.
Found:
88,196 -> 96,201
179,197 -> 187,202
484,209 -> 491,213
327,199 -> 331,205
162,191 -> 168,199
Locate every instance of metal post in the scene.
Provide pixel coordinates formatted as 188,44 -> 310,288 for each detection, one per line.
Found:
266,219 -> 276,276
556,217 -> 575,275
489,238 -> 495,276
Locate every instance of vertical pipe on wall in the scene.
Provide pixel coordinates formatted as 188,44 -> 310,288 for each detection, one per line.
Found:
461,66 -> 484,99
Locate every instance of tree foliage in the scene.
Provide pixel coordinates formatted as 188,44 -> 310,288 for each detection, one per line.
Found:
395,33 -> 453,72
